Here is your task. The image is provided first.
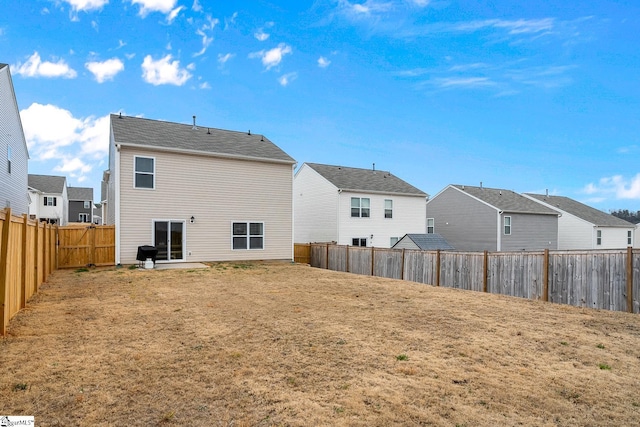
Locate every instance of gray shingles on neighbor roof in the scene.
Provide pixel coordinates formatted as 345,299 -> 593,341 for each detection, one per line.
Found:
28,174 -> 66,194
110,114 -> 295,164
397,233 -> 455,250
525,193 -> 635,227
68,187 -> 93,201
306,163 -> 427,197
452,185 -> 558,215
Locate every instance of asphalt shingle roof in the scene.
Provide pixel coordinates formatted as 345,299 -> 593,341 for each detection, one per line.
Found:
396,233 -> 455,250
68,187 -> 93,201
28,174 -> 66,194
525,193 -> 635,227
452,185 -> 558,215
306,163 -> 427,197
110,114 -> 295,164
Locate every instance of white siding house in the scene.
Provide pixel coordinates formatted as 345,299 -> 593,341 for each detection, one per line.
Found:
0,64 -> 29,215
524,193 -> 636,250
105,114 -> 296,265
28,174 -> 68,225
294,163 -> 428,248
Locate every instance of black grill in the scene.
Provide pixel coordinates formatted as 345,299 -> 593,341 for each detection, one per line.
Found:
136,245 -> 158,263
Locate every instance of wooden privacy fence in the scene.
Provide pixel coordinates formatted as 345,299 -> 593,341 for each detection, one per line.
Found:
308,243 -> 640,314
58,224 -> 115,268
0,208 -> 57,335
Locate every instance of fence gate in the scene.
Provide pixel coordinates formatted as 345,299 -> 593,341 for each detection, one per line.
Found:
57,225 -> 115,268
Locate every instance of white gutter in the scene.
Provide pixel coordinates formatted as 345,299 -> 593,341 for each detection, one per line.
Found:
115,143 -> 121,265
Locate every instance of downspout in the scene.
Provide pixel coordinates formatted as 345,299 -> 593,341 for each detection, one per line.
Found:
291,163 -> 296,261
497,210 -> 503,251
337,189 -> 342,245
115,144 -> 121,265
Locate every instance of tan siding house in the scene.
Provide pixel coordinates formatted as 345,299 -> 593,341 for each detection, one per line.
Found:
106,114 -> 296,265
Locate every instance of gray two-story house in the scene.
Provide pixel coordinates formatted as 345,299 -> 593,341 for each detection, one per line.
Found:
68,187 -> 94,223
426,184 -> 559,252
0,64 -> 29,214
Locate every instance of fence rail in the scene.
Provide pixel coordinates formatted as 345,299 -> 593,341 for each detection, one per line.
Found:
307,243 -> 640,314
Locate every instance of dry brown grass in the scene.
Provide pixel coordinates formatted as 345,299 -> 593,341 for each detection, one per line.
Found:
1,262 -> 640,426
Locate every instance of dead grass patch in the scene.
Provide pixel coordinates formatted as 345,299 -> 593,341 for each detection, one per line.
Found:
1,262 -> 640,426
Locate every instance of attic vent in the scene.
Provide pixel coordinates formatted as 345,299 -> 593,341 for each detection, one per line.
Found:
260,135 -> 264,141
119,112 -> 122,119
207,128 -> 211,135
248,129 -> 251,135
192,115 -> 197,130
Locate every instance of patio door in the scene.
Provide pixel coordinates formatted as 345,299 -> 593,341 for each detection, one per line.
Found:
153,220 -> 185,262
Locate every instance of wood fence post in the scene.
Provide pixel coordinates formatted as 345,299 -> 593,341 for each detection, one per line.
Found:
54,225 -> 59,271
346,245 -> 349,273
90,225 -> 96,267
483,250 -> 488,293
325,243 -> 329,269
436,250 -> 441,287
627,246 -> 633,313
20,214 -> 28,309
371,246 -> 375,276
0,208 -> 12,336
543,249 -> 549,302
33,221 -> 39,292
43,222 -> 49,280
401,248 -> 405,280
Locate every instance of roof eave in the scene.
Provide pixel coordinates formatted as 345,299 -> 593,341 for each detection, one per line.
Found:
339,188 -> 428,197
116,142 -> 296,165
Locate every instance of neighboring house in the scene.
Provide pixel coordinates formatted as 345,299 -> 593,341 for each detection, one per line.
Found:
636,224 -> 640,248
426,184 -> 559,252
105,114 -> 296,265
28,174 -> 69,225
392,233 -> 455,251
523,193 -> 636,249
294,162 -> 428,248
68,186 -> 94,223
0,63 -> 29,214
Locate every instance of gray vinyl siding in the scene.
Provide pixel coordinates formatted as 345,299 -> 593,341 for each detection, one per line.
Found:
0,66 -> 29,215
118,147 -> 293,264
69,200 -> 92,222
426,186 -> 497,251
500,213 -> 558,251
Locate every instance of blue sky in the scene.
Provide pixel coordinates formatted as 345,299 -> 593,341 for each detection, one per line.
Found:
2,0 -> 640,211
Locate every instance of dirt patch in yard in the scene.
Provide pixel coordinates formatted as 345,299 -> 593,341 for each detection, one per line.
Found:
1,262 -> 640,426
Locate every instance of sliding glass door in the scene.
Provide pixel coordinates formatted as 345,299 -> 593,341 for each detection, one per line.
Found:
153,220 -> 185,262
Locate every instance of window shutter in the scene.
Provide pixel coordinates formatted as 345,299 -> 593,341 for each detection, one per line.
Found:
53,197 -> 57,206
43,197 -> 46,206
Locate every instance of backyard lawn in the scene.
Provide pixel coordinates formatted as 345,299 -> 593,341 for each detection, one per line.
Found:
1,262 -> 640,426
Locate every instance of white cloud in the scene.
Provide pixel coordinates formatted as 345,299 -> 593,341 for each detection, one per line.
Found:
199,81 -> 211,89
194,30 -> 213,56
218,53 -> 234,64
192,0 -> 202,12
455,18 -> 555,35
278,72 -> 297,87
61,0 -> 109,12
141,54 -> 191,85
255,30 -> 269,41
435,77 -> 495,88
409,0 -> 429,6
317,56 -> 331,68
583,174 -> 640,200
13,52 -> 77,79
338,0 -> 393,17
85,58 -> 124,82
166,5 -> 184,23
249,43 -> 292,70
130,0 -> 180,17
20,103 -> 110,181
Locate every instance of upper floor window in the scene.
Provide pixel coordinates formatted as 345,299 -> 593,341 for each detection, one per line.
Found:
84,201 -> 91,209
134,156 -> 155,189
232,222 -> 264,250
628,230 -> 633,246
7,146 -> 11,174
427,218 -> 434,234
596,229 -> 602,246
504,216 -> 511,235
351,197 -> 370,218
44,196 -> 56,206
384,199 -> 393,218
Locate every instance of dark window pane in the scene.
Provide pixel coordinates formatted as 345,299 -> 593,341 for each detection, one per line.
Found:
135,173 -> 153,189
233,236 -> 247,249
351,208 -> 360,217
250,223 -> 263,235
361,208 -> 370,218
233,223 -> 247,235
250,237 -> 263,249
135,157 -> 154,173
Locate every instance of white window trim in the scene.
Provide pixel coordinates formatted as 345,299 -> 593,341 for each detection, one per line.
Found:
133,155 -> 156,190
7,145 -> 11,174
390,237 -> 399,247
231,221 -> 265,250
350,197 -> 371,218
83,201 -> 91,209
427,218 -> 434,234
384,199 -> 393,219
152,219 -> 187,263
596,229 -> 602,246
352,237 -> 367,247
44,196 -> 56,206
628,230 -> 633,246
504,216 -> 512,235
